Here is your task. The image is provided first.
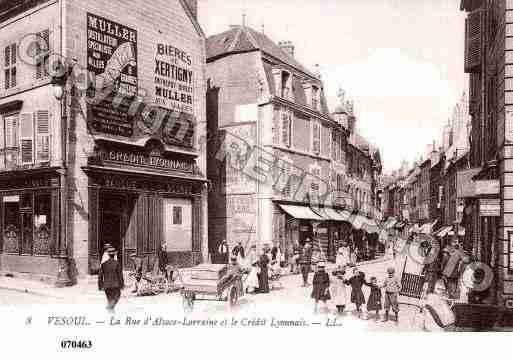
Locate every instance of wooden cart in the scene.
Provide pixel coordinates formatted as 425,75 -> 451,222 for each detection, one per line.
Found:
180,263 -> 244,312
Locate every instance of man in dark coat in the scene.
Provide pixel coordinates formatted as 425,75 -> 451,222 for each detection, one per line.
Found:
232,242 -> 245,260
299,239 -> 313,287
157,243 -> 169,284
98,247 -> 124,313
257,248 -> 270,293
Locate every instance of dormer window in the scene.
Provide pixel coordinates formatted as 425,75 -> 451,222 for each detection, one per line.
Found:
281,71 -> 291,99
312,85 -> 320,110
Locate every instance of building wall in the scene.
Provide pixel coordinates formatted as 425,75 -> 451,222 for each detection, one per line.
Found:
63,0 -> 207,277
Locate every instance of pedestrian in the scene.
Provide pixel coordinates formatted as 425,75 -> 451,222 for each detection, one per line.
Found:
382,267 -> 402,323
217,240 -> 229,264
98,246 -> 124,313
270,244 -> 282,277
311,262 -> 330,314
289,240 -> 301,274
246,258 -> 260,294
366,276 -> 383,321
157,242 -> 169,286
101,243 -> 117,264
336,246 -> 350,267
232,242 -> 245,261
330,264 -> 348,315
228,256 -> 243,296
130,253 -> 143,294
299,238 -> 313,287
345,267 -> 367,317
257,247 -> 270,293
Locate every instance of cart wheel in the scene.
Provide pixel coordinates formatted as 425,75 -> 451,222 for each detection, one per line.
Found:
228,286 -> 238,307
182,291 -> 195,312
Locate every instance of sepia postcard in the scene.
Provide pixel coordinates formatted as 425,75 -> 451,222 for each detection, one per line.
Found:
0,0 -> 511,355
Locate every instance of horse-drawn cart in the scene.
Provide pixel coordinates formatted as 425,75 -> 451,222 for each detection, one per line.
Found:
180,263 -> 244,312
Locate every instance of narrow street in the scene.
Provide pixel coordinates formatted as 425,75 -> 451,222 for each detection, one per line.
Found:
0,255 -> 422,331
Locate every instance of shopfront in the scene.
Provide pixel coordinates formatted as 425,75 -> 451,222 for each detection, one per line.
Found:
84,142 -> 205,274
0,171 -> 61,277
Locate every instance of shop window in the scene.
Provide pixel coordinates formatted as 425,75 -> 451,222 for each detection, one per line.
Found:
3,43 -> 16,89
2,194 -> 21,253
34,193 -> 51,255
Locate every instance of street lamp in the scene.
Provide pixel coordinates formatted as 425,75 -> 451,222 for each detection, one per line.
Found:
51,63 -> 72,287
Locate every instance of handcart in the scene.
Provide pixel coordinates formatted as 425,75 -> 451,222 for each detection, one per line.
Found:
180,263 -> 245,312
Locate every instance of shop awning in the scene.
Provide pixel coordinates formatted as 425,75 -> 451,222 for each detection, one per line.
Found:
435,226 -> 452,237
419,219 -> 438,234
384,217 -> 398,229
350,214 -> 369,230
313,207 -> 350,221
363,218 -> 379,234
395,221 -> 406,229
278,204 -> 324,221
408,223 -> 421,234
337,209 -> 352,221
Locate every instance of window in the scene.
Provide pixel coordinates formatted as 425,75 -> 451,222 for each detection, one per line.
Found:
312,86 -> 319,110
1,191 -> 53,256
312,121 -> 320,154
4,43 -> 16,89
0,111 -> 51,169
281,71 -> 291,99
281,111 -> 292,147
172,206 -> 182,225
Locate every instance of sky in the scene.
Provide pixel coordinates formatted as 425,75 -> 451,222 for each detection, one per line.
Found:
198,0 -> 468,173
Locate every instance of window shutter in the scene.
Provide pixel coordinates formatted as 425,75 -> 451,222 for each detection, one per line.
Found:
36,110 -> 50,162
464,9 -> 482,73
19,112 -> 34,164
0,116 -> 4,169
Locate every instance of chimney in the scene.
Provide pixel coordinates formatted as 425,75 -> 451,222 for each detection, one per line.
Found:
278,41 -> 295,58
183,0 -> 198,19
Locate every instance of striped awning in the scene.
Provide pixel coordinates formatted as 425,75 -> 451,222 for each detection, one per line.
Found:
314,207 -> 349,221
278,204 -> 324,221
435,226 -> 452,237
384,217 -> 398,229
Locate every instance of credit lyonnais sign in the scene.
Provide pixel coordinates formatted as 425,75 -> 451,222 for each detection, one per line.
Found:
479,198 -> 500,217
98,150 -> 194,173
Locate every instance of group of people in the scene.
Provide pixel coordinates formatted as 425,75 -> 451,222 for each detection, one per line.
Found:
310,263 -> 402,322
217,240 -> 284,295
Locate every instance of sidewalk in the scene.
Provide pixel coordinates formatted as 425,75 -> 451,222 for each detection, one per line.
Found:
0,275 -> 103,301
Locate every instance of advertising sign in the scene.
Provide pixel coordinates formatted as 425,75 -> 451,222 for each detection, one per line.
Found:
86,13 -> 138,137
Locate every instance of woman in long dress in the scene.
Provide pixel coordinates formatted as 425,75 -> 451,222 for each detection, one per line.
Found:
330,265 -> 348,315
258,249 -> 270,293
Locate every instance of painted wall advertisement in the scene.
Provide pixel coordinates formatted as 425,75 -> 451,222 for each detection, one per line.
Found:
86,13 -> 138,137
154,42 -> 194,115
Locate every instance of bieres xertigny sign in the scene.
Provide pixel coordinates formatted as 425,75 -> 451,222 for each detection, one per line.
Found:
154,43 -> 194,115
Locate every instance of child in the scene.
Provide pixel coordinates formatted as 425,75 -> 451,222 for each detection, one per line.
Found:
331,265 -> 348,315
311,262 -> 331,313
366,276 -> 382,321
345,267 -> 366,317
382,267 -> 402,323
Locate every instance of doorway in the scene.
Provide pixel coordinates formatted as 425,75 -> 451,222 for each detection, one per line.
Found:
99,193 -> 126,268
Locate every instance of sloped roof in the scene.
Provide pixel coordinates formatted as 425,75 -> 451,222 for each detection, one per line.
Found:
206,25 -> 316,78
0,0 -> 48,23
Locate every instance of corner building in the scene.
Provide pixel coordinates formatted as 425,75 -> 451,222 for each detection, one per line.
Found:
0,0 -> 207,283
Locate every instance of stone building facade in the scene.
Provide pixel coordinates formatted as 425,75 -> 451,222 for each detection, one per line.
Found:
460,0 -> 513,307
0,0 -> 208,284
206,25 -> 381,262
